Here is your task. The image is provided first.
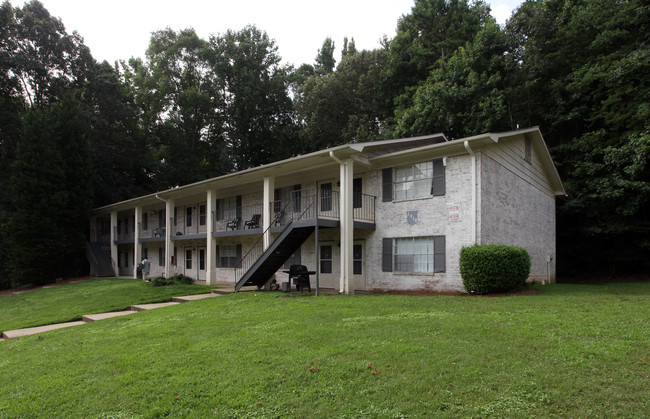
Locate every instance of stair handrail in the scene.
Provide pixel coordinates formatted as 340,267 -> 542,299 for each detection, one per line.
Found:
85,242 -> 100,276
234,193 -> 316,286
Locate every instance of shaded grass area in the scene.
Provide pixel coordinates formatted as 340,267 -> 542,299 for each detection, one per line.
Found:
1,283 -> 649,417
0,278 -> 215,332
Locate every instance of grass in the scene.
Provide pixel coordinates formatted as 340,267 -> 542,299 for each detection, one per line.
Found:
0,278 -> 215,332
1,282 -> 649,417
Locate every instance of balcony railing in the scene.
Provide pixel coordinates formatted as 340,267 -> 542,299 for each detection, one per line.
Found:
213,203 -> 264,232
170,213 -> 209,236
138,221 -> 167,239
113,226 -> 134,242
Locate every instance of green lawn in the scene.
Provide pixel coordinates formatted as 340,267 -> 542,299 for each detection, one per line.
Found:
1,282 -> 648,417
0,278 -> 215,332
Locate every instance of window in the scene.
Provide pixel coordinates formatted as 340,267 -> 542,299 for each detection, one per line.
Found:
158,210 -> 164,229
142,248 -> 148,259
353,244 -> 363,275
382,236 -> 446,273
185,249 -> 192,270
275,185 -> 301,212
186,207 -> 193,227
283,248 -> 301,269
199,204 -> 206,225
142,212 -> 148,230
320,245 -> 332,274
219,245 -> 239,268
394,162 -> 433,200
219,197 -> 237,220
158,247 -> 165,266
320,183 -> 332,212
383,159 -> 445,202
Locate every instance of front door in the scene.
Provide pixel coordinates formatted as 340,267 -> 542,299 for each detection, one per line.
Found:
350,241 -> 366,291
184,247 -> 194,279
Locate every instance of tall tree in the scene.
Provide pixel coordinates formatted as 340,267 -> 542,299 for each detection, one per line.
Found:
395,22 -> 515,139
297,48 -> 393,149
4,95 -> 93,287
0,0 -> 94,109
385,0 -> 492,110
315,37 -> 336,75
506,0 -> 650,275
124,28 -> 227,188
211,25 -> 297,169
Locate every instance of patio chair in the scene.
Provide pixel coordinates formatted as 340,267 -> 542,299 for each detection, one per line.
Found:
226,217 -> 240,230
245,214 -> 261,229
273,210 -> 284,226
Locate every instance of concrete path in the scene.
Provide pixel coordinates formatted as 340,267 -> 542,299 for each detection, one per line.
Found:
1,289 -> 233,341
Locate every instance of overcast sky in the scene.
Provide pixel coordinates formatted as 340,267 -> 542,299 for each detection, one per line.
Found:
13,0 -> 523,67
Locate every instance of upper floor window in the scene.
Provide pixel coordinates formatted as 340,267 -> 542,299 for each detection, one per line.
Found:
383,159 -> 445,202
394,162 -> 434,200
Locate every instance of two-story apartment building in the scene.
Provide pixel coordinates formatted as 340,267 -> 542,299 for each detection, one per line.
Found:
87,127 -> 565,293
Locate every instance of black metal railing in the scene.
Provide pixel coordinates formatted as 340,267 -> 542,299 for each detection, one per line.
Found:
138,221 -> 167,239
234,199 -> 304,284
213,203 -> 263,232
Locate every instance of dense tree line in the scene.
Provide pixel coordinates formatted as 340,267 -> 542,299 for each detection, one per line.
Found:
1,0 -> 648,288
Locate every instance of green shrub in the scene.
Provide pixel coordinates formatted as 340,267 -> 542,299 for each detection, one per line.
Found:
150,274 -> 194,287
460,244 -> 531,294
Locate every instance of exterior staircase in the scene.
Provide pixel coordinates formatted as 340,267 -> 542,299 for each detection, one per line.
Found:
85,242 -> 114,277
234,224 -> 315,291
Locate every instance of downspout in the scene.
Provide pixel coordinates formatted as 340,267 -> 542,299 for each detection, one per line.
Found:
463,141 -> 477,244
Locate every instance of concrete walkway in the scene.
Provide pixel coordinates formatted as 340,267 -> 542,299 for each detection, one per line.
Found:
1,288 -> 232,341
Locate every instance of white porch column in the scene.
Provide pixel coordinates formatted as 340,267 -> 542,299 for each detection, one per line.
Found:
133,206 -> 142,278
110,211 -> 118,275
206,189 -> 216,285
165,198 -> 175,278
263,176 -> 275,249
339,158 -> 354,294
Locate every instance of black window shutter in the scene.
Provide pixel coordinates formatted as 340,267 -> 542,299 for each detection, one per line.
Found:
433,236 -> 446,272
236,195 -> 242,218
431,159 -> 445,196
382,168 -> 393,202
215,245 -> 220,268
215,199 -> 220,220
236,244 -> 242,268
382,238 -> 393,272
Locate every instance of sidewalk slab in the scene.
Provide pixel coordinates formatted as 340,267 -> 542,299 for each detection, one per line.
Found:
131,302 -> 180,312
211,288 -> 235,295
2,321 -> 86,339
172,293 -> 218,302
82,310 -> 136,322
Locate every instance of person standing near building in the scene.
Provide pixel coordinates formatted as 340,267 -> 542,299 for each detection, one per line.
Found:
142,256 -> 151,282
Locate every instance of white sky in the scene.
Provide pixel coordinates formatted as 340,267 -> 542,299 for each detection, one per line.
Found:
13,0 -> 523,67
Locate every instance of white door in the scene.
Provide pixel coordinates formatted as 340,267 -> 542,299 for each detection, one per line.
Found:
351,242 -> 366,292
184,247 -> 194,279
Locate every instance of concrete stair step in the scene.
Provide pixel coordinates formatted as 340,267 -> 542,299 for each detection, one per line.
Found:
172,293 -> 218,302
82,310 -> 136,322
2,321 -> 86,339
211,288 -> 235,295
131,302 -> 180,312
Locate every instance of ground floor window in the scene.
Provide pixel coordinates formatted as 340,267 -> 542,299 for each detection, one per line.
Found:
185,249 -> 192,270
158,247 -> 165,266
383,236 -> 445,273
199,248 -> 206,270
320,245 -> 332,273
219,244 -> 238,268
